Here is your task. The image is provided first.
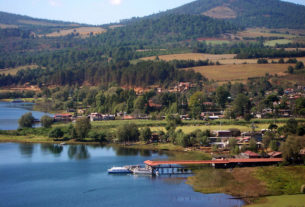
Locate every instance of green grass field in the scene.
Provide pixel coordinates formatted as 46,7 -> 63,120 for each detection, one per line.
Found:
247,195 -> 305,207
264,39 -> 293,47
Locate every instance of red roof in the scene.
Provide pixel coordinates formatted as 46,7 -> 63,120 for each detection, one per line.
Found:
243,151 -> 260,157
54,113 -> 72,117
144,158 -> 282,166
268,151 -> 282,157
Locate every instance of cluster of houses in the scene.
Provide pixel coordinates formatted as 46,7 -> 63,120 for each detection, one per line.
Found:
256,86 -> 305,119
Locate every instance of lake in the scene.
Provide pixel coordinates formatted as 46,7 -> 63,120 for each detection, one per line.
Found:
0,102 -> 244,207
0,101 -> 51,130
0,143 -> 244,207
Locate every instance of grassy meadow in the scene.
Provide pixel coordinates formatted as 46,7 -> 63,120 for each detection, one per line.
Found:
187,64 -> 290,82
0,65 -> 40,75
247,195 -> 305,207
264,39 -> 293,47
43,27 -> 107,38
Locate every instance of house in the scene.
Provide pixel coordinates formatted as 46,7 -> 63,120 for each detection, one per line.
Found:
214,130 -> 233,138
240,151 -> 261,159
90,113 -> 103,122
54,113 -> 73,122
268,151 -> 282,158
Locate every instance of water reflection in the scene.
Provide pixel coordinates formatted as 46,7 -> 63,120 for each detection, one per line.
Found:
41,144 -> 63,156
68,145 -> 90,160
19,143 -> 34,157
112,146 -> 152,157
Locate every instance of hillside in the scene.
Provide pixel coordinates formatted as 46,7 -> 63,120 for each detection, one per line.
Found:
98,14 -> 240,47
153,0 -> 305,29
0,11 -> 80,28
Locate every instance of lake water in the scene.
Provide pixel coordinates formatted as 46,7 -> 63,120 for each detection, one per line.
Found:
0,143 -> 244,207
0,102 -> 244,207
0,102 -> 51,130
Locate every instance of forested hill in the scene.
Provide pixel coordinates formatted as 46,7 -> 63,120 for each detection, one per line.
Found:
98,14 -> 240,47
0,11 -> 81,28
151,0 -> 305,29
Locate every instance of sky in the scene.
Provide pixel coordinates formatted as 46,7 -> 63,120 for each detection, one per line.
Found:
0,0 -> 304,25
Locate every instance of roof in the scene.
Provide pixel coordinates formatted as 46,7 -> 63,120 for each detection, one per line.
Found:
243,151 -> 260,157
144,158 -> 283,166
268,151 -> 282,157
54,113 -> 72,117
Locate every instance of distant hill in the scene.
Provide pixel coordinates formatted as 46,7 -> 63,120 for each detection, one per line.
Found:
150,0 -> 305,29
0,11 -> 81,28
100,14 -> 240,47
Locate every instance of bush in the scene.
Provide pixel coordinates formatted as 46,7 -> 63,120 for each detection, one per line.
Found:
140,127 -> 152,143
40,115 -> 54,128
117,123 -> 139,143
49,127 -> 64,138
257,58 -> 268,64
88,131 -> 107,142
75,117 -> 91,139
18,112 -> 35,128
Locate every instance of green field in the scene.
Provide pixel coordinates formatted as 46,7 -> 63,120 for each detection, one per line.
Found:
247,195 -> 305,207
264,39 -> 293,47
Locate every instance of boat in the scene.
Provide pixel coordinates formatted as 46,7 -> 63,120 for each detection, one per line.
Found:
108,166 -> 132,174
132,167 -> 152,175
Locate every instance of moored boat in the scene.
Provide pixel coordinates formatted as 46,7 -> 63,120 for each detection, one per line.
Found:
108,166 -> 132,174
132,167 -> 152,175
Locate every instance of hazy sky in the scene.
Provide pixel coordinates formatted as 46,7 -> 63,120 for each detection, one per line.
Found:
0,0 -> 304,25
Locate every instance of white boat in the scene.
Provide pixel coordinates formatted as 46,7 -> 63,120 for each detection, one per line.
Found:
132,167 -> 152,175
108,167 -> 132,174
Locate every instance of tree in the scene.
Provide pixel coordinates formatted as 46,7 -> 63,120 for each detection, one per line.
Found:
49,127 -> 64,138
188,91 -> 204,119
18,112 -> 35,128
40,115 -> 53,128
117,123 -> 139,143
75,117 -> 91,139
249,138 -> 258,152
140,127 -> 152,143
232,94 -> 251,118
280,136 -> 303,164
285,118 -> 298,134
228,138 -> 238,153
295,61 -> 304,70
288,66 -> 294,74
216,86 -> 230,109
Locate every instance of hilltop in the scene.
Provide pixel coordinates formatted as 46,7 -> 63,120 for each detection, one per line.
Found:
148,0 -> 305,29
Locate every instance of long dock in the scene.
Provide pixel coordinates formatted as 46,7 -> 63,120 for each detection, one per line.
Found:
144,158 -> 283,175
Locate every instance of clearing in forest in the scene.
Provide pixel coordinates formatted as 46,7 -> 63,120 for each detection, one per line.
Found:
186,64 -> 291,82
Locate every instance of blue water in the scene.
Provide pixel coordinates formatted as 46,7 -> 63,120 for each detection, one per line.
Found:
0,102 -> 51,130
0,143 -> 245,207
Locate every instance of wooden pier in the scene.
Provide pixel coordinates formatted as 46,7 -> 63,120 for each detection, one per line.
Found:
144,158 -> 283,175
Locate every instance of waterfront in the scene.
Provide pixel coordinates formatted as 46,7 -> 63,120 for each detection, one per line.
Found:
0,102 -> 51,130
0,143 -> 244,207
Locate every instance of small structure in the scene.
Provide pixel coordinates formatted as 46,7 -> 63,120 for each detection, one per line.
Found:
268,151 -> 282,158
54,113 -> 73,122
214,130 -> 233,137
240,151 -> 261,159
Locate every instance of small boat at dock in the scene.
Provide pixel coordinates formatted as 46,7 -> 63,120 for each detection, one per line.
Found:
108,166 -> 132,174
132,167 -> 152,175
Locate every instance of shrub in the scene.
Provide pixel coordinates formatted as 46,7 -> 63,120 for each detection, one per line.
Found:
117,123 -> 139,143
18,112 -> 35,128
75,117 -> 91,139
49,127 -> 64,138
40,115 -> 54,128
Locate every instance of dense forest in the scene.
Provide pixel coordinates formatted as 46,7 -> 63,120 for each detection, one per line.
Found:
0,60 -> 204,87
156,0 -> 305,29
